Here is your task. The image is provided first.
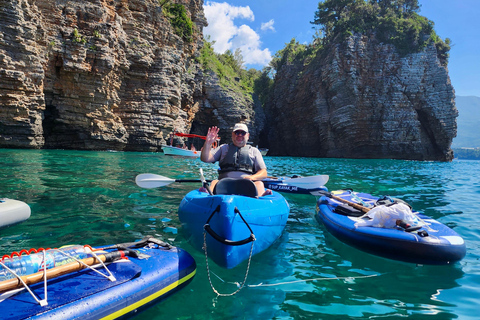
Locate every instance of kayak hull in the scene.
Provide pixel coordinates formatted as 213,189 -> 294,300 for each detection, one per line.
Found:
161,145 -> 200,157
2,240 -> 196,320
0,198 -> 30,229
178,190 -> 290,269
315,191 -> 466,265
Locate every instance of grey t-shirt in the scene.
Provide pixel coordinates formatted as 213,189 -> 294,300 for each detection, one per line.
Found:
210,144 -> 266,179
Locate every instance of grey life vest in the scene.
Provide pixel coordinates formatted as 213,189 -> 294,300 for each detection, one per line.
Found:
219,144 -> 255,174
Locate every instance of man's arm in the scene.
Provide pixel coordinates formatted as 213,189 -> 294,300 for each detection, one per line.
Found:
243,168 -> 267,181
201,126 -> 219,163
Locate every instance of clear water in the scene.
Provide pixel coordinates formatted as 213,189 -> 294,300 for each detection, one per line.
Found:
1,149 -> 479,319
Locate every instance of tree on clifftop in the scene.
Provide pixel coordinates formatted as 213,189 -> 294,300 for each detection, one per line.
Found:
311,0 -> 450,63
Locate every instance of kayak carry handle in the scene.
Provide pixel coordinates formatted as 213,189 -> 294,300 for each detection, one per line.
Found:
204,225 -> 255,246
204,206 -> 256,246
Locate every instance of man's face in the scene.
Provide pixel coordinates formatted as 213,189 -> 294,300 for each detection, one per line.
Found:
232,130 -> 249,147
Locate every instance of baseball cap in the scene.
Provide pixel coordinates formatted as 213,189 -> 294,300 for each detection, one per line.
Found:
233,123 -> 249,133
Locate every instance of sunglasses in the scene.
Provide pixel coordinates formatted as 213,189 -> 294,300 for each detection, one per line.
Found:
234,131 -> 247,136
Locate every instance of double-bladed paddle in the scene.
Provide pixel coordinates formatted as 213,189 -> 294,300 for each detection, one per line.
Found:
311,189 -> 370,213
268,175 -> 329,189
135,173 -> 329,190
135,173 -> 211,189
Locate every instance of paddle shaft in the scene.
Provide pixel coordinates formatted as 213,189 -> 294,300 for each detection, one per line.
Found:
0,251 -> 122,293
136,173 -> 328,190
320,192 -> 371,213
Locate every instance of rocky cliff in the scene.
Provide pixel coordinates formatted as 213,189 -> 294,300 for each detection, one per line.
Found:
0,1 -> 456,161
265,34 -> 457,161
0,0 -> 263,151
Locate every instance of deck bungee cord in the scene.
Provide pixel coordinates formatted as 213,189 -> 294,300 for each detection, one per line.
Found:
0,237 -> 173,306
0,246 -> 118,306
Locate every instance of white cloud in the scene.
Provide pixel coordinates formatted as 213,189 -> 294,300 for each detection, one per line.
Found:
232,25 -> 272,65
261,19 -> 275,32
203,1 -> 272,67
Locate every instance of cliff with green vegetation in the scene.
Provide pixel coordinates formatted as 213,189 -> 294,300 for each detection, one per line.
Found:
263,0 -> 456,161
0,0 -> 457,161
0,0 -> 264,151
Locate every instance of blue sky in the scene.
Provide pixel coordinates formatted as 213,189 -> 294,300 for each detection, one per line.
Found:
203,0 -> 480,97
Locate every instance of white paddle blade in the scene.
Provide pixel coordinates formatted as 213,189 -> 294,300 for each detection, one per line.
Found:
135,174 -> 175,189
310,190 -> 327,196
283,175 -> 329,189
199,168 -> 206,183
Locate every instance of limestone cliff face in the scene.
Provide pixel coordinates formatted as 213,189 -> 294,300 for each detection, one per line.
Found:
0,2 -> 456,161
0,0 -> 263,151
266,34 -> 457,161
190,70 -> 265,145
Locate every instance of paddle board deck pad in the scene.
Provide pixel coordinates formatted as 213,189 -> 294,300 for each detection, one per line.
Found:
1,237 -> 196,319
316,190 -> 466,265
0,198 -> 31,229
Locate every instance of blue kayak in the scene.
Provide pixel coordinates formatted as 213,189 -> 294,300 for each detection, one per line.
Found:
316,190 -> 466,265
178,180 -> 290,269
1,237 -> 196,319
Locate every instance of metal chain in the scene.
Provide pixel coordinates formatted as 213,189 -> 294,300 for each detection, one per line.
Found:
203,230 -> 254,297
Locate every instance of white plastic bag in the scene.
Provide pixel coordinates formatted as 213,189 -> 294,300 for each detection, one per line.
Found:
354,203 -> 419,229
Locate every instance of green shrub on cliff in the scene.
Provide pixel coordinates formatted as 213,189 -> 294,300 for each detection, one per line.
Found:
311,0 -> 449,63
162,2 -> 193,42
199,39 -> 263,95
269,38 -> 320,72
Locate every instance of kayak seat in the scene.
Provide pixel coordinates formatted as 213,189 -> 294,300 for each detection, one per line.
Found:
213,178 -> 258,198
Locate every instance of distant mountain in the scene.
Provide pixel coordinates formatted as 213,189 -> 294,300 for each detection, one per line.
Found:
452,96 -> 480,148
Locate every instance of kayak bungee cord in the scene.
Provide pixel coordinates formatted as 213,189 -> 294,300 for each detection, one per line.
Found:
0,237 -> 168,305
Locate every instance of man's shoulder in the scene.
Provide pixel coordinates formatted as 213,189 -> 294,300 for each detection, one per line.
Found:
249,145 -> 261,154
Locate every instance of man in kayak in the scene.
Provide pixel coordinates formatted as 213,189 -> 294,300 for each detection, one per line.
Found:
200,123 -> 272,197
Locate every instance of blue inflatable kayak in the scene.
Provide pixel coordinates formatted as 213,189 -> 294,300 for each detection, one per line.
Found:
178,179 -> 290,269
1,237 -> 196,319
316,190 -> 466,265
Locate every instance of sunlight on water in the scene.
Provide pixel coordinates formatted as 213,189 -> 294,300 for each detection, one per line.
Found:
1,150 -> 479,320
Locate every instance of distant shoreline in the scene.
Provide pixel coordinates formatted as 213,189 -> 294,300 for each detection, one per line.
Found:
452,147 -> 480,160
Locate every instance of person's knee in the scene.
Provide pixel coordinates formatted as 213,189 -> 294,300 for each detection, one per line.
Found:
210,180 -> 218,190
254,181 -> 265,194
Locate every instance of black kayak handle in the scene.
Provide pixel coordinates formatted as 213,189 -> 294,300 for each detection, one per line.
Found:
204,224 -> 255,246
204,206 -> 256,246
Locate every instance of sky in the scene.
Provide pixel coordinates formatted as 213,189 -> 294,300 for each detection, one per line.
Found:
203,0 -> 480,98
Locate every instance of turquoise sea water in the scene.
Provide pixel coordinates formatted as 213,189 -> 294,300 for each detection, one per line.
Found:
1,149 -> 479,319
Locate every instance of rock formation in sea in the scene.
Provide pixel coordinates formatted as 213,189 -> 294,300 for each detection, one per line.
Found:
0,1 -> 456,161
0,0 -> 263,151
264,34 -> 457,161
